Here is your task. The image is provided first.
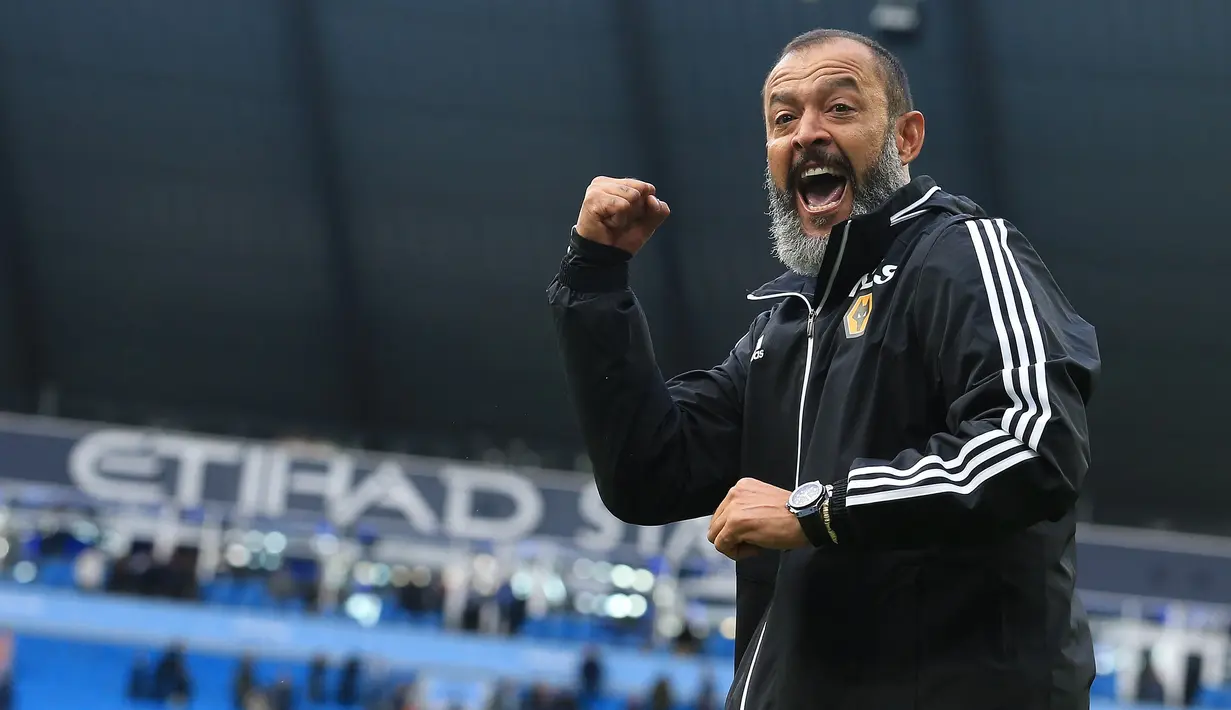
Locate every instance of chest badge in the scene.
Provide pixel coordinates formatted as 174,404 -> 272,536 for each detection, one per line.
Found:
844,293 -> 873,338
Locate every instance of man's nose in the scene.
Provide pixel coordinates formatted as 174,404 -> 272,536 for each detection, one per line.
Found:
792,113 -> 833,153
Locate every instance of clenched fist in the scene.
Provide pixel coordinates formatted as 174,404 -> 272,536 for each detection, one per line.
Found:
708,478 -> 807,560
575,177 -> 670,256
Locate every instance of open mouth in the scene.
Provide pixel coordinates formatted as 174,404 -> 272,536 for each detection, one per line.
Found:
795,166 -> 848,215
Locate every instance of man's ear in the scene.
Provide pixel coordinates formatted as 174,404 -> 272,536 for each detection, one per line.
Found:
896,111 -> 925,165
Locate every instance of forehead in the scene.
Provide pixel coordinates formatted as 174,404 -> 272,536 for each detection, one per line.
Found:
763,38 -> 882,106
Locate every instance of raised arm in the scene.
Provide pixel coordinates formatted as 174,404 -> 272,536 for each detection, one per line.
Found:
548,177 -> 754,525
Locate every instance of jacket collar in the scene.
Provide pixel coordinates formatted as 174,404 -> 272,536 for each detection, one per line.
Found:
749,176 -> 947,306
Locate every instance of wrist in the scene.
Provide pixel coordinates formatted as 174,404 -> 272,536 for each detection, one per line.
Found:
569,227 -> 631,263
558,227 -> 631,292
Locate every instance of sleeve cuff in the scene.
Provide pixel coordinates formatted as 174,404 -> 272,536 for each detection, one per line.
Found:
827,478 -> 851,545
557,227 -> 632,292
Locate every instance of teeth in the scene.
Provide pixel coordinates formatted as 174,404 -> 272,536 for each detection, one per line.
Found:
802,166 -> 842,179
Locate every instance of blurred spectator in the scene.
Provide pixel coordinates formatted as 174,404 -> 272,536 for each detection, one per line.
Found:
1184,652 -> 1203,708
338,654 -> 363,706
39,523 -> 78,558
648,677 -> 673,710
672,625 -> 700,655
127,652 -> 153,701
496,580 -> 521,635
579,646 -> 603,701
403,680 -> 426,710
308,653 -> 328,703
244,690 -> 273,710
165,546 -> 200,600
394,681 -> 423,710
234,654 -> 257,709
399,574 -> 442,615
695,673 -> 717,710
0,632 -> 12,710
522,683 -> 551,710
1136,648 -> 1165,704
461,594 -> 483,632
550,689 -> 579,710
107,550 -> 153,595
0,631 -> 12,673
267,674 -> 294,710
268,568 -> 298,605
485,680 -> 518,710
154,643 -> 193,706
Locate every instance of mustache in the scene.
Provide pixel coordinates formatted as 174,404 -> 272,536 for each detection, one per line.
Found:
787,147 -> 855,192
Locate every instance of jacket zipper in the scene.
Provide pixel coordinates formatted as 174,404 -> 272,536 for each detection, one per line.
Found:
731,295 -> 818,710
795,224 -> 849,488
796,308 -> 818,489
737,224 -> 849,709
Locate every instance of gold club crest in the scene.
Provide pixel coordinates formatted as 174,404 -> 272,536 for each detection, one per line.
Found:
844,293 -> 872,338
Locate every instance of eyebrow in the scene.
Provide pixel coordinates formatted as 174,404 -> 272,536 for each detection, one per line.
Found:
821,76 -> 861,93
767,76 -> 862,108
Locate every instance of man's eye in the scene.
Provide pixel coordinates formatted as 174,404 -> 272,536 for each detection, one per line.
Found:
774,113 -> 795,125
831,103 -> 854,113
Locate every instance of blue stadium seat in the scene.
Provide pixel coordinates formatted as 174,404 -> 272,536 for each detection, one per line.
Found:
703,633 -> 736,659
1089,673 -> 1117,700
563,616 -> 593,641
520,616 -> 550,639
589,696 -> 626,710
39,560 -> 77,588
238,579 -> 270,607
1199,687 -> 1231,708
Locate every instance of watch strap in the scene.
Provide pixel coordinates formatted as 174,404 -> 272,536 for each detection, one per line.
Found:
797,505 -> 832,547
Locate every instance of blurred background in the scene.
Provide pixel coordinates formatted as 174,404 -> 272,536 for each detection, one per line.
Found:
0,0 -> 1226,709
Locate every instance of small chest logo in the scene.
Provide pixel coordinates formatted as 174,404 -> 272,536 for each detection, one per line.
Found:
844,293 -> 873,338
847,264 -> 898,297
750,334 -> 765,361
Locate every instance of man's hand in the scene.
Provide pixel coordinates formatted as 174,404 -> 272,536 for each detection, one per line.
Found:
707,478 -> 808,560
575,177 -> 670,256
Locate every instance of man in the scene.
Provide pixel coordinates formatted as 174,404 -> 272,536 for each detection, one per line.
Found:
548,28 -> 1099,710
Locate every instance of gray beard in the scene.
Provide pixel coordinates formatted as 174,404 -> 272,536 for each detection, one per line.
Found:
766,131 -> 910,276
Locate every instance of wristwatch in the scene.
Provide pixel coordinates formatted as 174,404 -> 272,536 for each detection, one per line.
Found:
787,480 -> 839,546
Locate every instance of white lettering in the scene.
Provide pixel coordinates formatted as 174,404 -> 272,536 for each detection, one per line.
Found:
665,518 -> 725,562
262,449 -> 357,519
637,525 -> 665,557
289,452 -> 355,503
330,461 -> 440,534
235,447 -> 267,518
441,464 -> 543,541
848,264 -> 898,297
68,430 -> 166,504
575,482 -> 625,553
153,435 -> 243,509
63,428 -> 726,564
260,448 -> 293,518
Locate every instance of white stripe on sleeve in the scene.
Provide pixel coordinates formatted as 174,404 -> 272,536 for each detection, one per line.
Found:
993,218 -> 1053,450
845,219 -> 1050,508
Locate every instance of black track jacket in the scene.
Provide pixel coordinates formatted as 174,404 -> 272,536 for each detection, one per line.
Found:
548,177 -> 1100,710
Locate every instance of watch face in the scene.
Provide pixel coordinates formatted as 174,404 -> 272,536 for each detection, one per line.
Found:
789,481 -> 824,510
